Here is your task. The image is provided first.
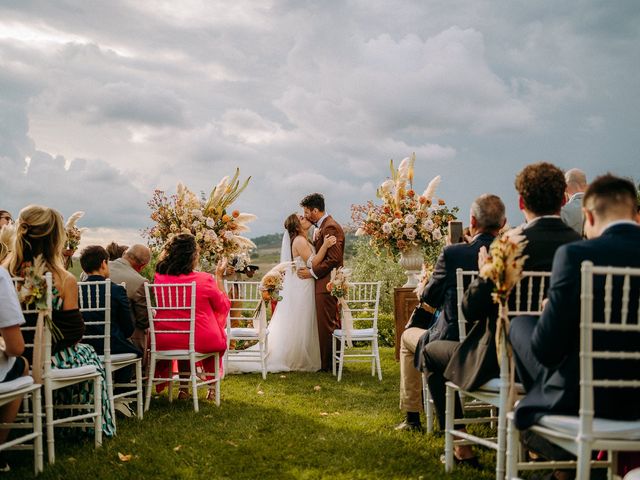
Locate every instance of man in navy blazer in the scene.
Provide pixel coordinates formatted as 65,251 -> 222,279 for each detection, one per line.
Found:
511,175 -> 640,436
396,194 -> 505,432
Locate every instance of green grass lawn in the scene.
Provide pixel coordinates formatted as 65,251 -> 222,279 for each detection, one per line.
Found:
6,348 -> 496,479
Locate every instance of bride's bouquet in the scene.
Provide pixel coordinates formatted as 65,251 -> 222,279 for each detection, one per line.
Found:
351,153 -> 458,260
144,169 -> 256,271
259,263 -> 290,303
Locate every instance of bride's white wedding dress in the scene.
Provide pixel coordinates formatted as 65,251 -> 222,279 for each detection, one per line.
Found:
228,237 -> 321,373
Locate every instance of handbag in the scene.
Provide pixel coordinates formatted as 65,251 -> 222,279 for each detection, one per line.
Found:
405,305 -> 435,330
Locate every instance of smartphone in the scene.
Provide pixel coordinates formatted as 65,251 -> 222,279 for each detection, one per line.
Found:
448,220 -> 464,244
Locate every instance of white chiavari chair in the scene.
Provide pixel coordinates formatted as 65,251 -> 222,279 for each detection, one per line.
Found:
506,262 -> 640,480
223,281 -> 267,379
78,280 -> 143,425
144,281 -> 221,412
444,271 -> 551,480
332,281 -> 382,381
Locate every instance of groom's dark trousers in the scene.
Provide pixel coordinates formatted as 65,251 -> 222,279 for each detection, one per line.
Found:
312,215 -> 345,371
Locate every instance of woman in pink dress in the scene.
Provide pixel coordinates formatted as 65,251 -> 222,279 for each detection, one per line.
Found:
153,233 -> 230,400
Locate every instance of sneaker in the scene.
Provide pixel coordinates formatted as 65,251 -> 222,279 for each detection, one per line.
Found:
114,402 -> 135,418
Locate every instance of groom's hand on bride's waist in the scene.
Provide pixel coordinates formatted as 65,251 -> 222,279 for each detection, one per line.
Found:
297,267 -> 312,279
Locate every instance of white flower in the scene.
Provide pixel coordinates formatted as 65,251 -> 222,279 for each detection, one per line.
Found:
432,229 -> 443,240
223,231 -> 234,241
404,214 -> 416,225
393,218 -> 402,226
192,220 -> 201,228
382,223 -> 392,234
206,217 -> 215,228
379,179 -> 394,194
422,219 -> 434,231
403,227 -> 417,240
191,209 -> 203,219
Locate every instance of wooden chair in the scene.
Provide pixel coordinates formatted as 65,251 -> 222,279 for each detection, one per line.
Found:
14,272 -> 102,464
506,262 -> 640,480
144,281 -> 221,412
444,271 -> 551,480
78,280 -> 144,424
223,281 -> 267,379
332,281 -> 382,381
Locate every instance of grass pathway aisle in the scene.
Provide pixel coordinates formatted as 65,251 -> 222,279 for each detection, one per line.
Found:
9,348 -> 493,479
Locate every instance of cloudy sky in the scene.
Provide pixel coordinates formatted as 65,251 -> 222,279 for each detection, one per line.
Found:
1,1 -> 639,246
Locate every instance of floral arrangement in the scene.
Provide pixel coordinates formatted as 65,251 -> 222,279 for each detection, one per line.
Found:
65,211 -> 86,251
144,169 -> 256,271
351,153 -> 458,260
230,252 -> 251,273
259,262 -> 290,303
478,227 -> 529,406
327,266 -> 352,299
16,255 -> 63,342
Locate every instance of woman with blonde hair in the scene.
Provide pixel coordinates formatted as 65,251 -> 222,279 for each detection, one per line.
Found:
3,205 -> 115,436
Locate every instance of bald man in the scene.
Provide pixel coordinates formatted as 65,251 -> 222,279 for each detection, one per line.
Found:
109,244 -> 151,354
561,168 -> 588,235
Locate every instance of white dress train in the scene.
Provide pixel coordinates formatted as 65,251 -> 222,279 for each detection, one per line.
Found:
228,255 -> 321,373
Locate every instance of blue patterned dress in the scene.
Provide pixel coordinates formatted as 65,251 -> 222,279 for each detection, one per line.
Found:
50,287 -> 116,437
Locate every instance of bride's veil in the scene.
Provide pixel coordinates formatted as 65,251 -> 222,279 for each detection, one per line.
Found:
280,229 -> 292,264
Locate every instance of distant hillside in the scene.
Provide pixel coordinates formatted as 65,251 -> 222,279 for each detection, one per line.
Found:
251,232 -> 358,259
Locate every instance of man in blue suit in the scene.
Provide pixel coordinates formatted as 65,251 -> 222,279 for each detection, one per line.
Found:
510,175 -> 640,457
396,194 -> 505,432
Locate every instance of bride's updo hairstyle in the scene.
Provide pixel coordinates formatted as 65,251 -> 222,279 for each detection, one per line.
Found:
8,204 -> 67,278
155,233 -> 198,275
284,213 -> 302,241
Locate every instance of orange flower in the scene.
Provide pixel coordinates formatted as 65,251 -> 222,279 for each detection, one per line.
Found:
383,206 -> 391,214
438,199 -> 445,206
232,210 -> 240,218
222,214 -> 231,223
261,291 -> 271,301
407,189 -> 415,197
418,196 -> 427,204
326,282 -> 333,292
394,211 -> 402,218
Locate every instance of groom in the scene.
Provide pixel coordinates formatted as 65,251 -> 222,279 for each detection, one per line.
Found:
297,193 -> 345,371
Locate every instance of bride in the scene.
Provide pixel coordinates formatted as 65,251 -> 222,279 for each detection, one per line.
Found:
229,213 -> 336,373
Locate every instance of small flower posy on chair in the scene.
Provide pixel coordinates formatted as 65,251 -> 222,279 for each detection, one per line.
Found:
328,267 -> 354,347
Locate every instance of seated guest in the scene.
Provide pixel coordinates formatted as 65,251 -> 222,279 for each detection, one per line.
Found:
108,244 -> 151,356
0,211 -> 11,228
0,223 -> 15,264
426,162 -> 581,464
560,168 -> 588,235
3,205 -> 115,436
0,266 -> 29,472
79,245 -> 141,358
395,194 -> 505,432
106,242 -> 128,261
152,233 -> 230,401
510,174 -> 640,474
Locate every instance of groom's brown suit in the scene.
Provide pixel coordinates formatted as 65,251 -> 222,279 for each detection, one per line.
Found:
312,215 -> 345,371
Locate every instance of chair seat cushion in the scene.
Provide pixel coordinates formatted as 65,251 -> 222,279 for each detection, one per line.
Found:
0,375 -> 34,394
99,353 -> 139,363
229,328 -> 260,337
538,415 -> 640,440
477,378 -> 525,394
333,328 -> 376,338
49,365 -> 97,379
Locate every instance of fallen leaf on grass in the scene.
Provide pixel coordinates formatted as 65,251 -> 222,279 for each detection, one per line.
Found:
67,457 -> 76,463
226,440 -> 238,447
313,385 -> 321,391
118,452 -> 132,462
319,412 -> 329,416
257,390 -> 264,395
173,445 -> 182,452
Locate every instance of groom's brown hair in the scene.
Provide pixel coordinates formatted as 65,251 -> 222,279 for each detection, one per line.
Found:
300,193 -> 325,212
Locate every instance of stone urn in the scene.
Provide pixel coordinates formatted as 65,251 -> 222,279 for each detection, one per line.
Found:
398,243 -> 424,288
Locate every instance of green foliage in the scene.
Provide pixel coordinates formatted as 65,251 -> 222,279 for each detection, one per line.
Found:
140,250 -> 159,282
377,312 -> 395,347
8,348 -> 494,480
350,238 -> 405,316
251,232 -> 283,249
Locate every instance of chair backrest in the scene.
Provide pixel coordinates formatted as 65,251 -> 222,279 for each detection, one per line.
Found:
455,269 -> 479,340
508,271 -> 551,317
12,273 -> 54,379
579,261 -> 640,434
224,280 -> 262,333
77,280 -> 111,359
344,282 -> 382,330
144,282 -> 196,353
